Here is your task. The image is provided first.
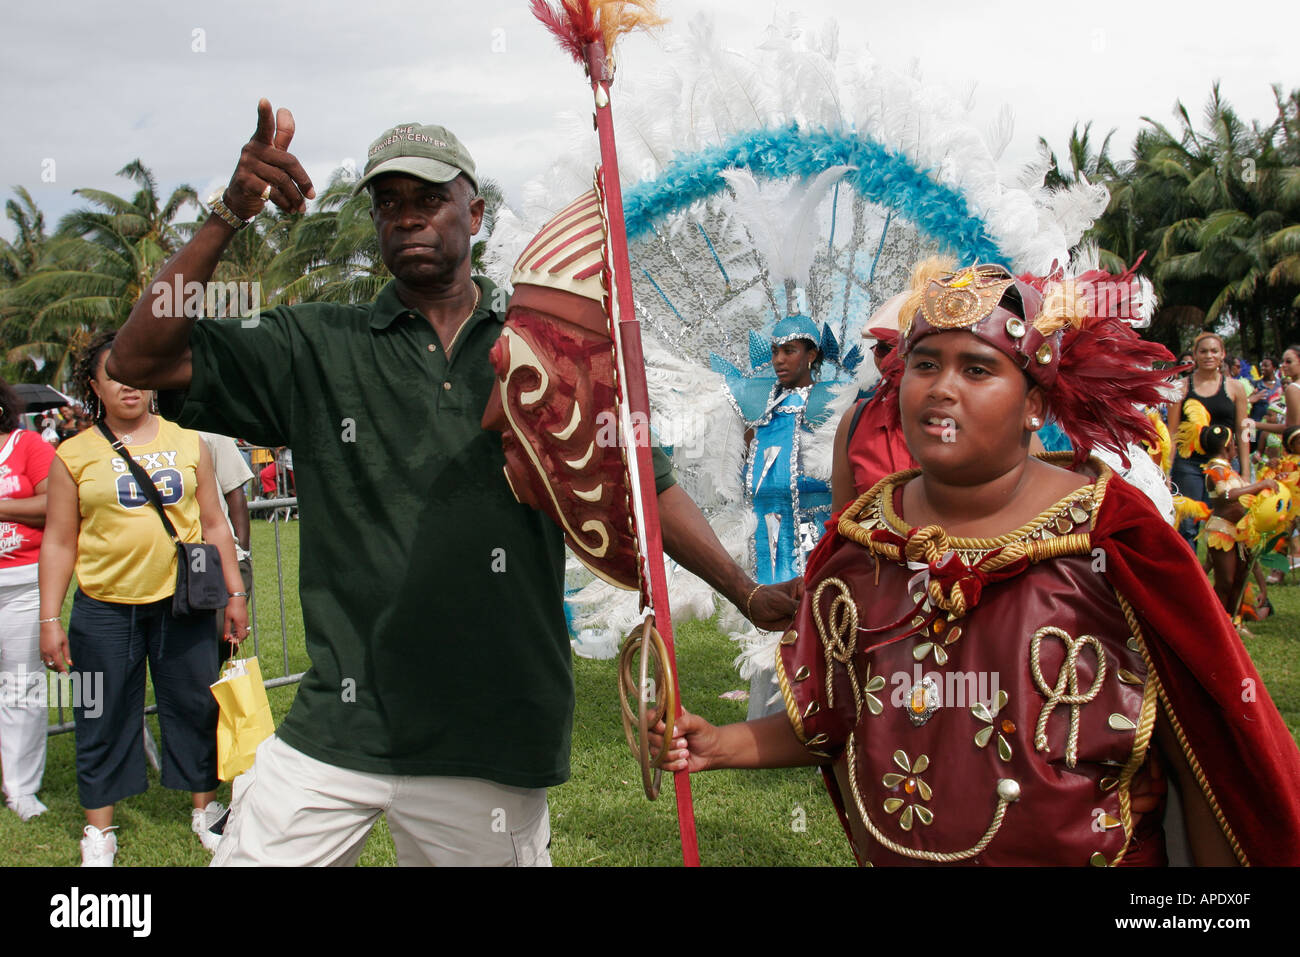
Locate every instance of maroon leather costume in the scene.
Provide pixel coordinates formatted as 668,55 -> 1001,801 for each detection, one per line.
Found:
779,457 -> 1172,865
779,452 -> 1300,866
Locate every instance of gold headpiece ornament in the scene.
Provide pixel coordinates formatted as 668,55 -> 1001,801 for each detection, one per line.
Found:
897,255 -> 956,339
918,264 -> 1017,330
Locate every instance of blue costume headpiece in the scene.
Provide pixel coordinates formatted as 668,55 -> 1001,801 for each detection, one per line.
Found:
770,315 -> 821,348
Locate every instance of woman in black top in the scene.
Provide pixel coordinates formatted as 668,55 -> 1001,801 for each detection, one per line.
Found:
1166,332 -> 1250,548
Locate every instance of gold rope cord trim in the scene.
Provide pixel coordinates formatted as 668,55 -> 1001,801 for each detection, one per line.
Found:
813,577 -> 861,719
1116,593 -> 1249,866
1089,460 -> 1113,533
879,483 -> 1094,553
838,455 -> 1109,582
774,648 -> 808,745
844,735 -> 1015,862
1107,595 -> 1161,866
839,518 -> 1094,621
1028,627 -> 1107,768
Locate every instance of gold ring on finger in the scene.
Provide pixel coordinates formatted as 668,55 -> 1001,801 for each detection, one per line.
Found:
260,184 -> 272,201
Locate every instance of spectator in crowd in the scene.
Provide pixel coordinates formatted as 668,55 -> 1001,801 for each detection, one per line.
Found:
38,332 -> 248,866
258,458 -> 277,497
1166,332 -> 1251,548
831,293 -> 916,510
199,432 -> 255,644
1249,357 -> 1282,454
55,406 -> 79,443
1255,345 -> 1300,455
0,377 -> 55,821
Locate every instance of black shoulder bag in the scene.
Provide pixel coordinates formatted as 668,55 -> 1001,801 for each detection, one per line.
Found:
97,422 -> 228,616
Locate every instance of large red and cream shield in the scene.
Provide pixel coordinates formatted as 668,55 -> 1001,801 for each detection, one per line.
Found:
482,180 -> 646,598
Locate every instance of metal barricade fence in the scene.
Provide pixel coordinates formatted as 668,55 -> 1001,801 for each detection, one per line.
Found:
245,496 -> 305,691
45,475 -> 305,763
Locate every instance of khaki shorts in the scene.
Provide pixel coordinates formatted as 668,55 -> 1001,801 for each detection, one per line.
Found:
212,735 -> 551,867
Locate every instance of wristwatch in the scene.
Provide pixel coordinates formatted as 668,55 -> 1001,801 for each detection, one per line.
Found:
207,190 -> 251,231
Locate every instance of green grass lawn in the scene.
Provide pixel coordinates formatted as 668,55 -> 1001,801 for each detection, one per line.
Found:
2,519 -> 1296,866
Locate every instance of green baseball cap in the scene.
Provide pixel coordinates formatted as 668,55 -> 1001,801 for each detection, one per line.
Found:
354,123 -> 478,195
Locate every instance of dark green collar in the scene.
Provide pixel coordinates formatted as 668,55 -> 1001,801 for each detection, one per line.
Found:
368,277 -> 503,330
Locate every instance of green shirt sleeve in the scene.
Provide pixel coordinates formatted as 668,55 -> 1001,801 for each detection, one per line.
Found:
652,444 -> 676,494
159,312 -> 297,447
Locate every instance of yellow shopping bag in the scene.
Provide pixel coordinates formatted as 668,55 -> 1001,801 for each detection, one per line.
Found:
210,657 -> 274,781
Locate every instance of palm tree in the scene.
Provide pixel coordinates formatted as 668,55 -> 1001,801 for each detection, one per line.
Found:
0,187 -> 48,284
1039,122 -> 1120,190
1085,85 -> 1300,354
0,187 -> 52,379
471,176 -> 505,272
1150,86 -> 1300,354
266,169 -> 388,305
1,160 -> 200,384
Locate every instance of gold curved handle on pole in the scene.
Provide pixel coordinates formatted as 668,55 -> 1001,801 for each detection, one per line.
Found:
617,615 -> 677,801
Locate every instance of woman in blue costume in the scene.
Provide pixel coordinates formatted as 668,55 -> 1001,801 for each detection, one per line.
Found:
734,315 -> 836,717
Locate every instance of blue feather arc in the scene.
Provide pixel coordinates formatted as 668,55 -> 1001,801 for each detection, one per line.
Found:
622,124 -> 1007,265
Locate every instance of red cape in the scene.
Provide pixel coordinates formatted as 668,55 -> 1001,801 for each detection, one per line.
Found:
1094,473 -> 1300,865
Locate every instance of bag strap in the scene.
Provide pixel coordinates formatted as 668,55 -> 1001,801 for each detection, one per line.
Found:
846,397 -> 871,442
95,421 -> 181,544
0,428 -> 20,466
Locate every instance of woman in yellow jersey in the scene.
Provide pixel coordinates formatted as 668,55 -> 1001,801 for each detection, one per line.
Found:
38,332 -> 248,866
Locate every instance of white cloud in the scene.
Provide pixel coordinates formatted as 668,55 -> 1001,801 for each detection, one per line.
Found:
1,0 -> 1293,240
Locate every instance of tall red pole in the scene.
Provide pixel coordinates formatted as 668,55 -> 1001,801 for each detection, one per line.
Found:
583,38 -> 700,867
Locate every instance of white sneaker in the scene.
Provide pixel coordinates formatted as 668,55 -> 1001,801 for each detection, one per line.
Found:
80,825 -> 118,867
192,800 -> 226,852
7,794 -> 48,822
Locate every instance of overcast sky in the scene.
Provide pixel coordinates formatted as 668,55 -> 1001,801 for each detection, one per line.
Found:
2,0 -> 1294,241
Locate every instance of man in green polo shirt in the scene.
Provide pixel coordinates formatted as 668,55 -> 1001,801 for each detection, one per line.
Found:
110,100 -> 797,865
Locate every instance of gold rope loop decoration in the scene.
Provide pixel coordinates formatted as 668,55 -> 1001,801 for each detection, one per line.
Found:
776,653 -> 807,744
617,615 -> 677,801
1029,627 -> 1107,768
903,525 -> 950,565
812,578 -> 860,716
925,577 -> 967,620
853,454 -> 1102,556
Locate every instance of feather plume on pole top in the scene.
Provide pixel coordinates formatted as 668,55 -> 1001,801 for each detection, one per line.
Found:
530,0 -> 666,73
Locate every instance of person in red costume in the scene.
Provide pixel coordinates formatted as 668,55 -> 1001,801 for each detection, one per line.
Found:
656,259 -> 1300,866
831,293 -> 916,510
